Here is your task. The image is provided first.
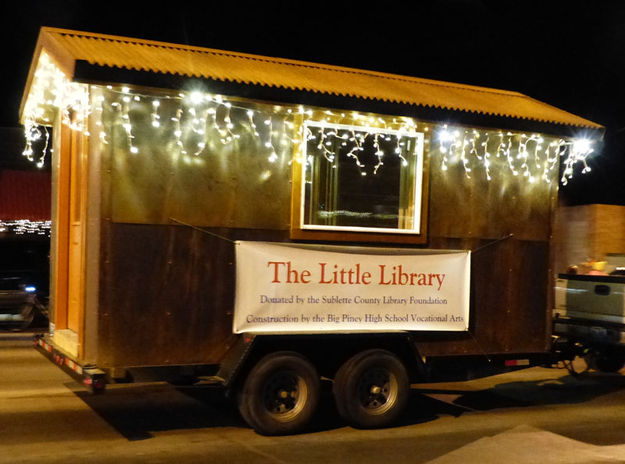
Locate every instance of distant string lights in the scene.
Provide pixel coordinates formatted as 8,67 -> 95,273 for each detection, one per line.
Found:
0,220 -> 51,236
22,51 -> 596,186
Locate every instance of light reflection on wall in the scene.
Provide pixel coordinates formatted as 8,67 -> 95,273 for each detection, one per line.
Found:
21,53 -> 597,191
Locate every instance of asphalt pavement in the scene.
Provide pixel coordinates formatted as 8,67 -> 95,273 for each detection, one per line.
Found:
2,330 -> 625,463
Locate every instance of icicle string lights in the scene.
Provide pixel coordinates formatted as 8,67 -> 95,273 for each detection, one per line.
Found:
21,52 -> 90,168
87,87 -> 422,171
22,52 -> 597,184
436,125 -> 594,185
303,121 -> 419,177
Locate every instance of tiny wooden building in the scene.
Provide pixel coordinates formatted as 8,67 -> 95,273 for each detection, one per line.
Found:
20,27 -> 602,371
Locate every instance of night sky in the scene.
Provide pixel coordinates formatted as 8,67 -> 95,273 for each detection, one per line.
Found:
1,0 -> 624,204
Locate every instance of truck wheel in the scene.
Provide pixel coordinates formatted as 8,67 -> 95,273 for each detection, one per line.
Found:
589,348 -> 625,373
11,303 -> 35,331
238,351 -> 320,435
333,349 -> 409,429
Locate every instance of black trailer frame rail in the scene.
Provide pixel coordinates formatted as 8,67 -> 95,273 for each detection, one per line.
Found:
34,334 -> 107,393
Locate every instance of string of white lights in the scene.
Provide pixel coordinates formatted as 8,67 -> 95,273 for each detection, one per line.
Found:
304,125 -> 417,175
436,125 -> 593,184
0,220 -> 51,236
21,52 -> 596,186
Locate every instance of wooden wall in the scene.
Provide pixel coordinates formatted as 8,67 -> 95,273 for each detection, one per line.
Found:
93,91 -> 559,366
555,204 -> 625,274
416,152 -> 556,356
98,223 -> 286,367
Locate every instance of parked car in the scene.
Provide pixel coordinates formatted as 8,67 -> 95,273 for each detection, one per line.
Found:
0,240 -> 49,331
0,276 -> 47,329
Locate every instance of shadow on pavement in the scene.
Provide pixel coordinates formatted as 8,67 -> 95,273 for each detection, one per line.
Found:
415,370 -> 625,412
74,369 -> 625,440
178,381 -> 443,434
74,383 -> 247,441
75,380 -> 443,439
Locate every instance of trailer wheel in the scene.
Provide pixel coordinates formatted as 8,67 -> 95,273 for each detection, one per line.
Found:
333,349 -> 409,429
238,351 -> 320,435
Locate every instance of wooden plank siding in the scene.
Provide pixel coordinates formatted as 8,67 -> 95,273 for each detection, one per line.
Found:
94,112 -> 557,367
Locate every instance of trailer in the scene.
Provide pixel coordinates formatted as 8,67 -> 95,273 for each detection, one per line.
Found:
20,27 -> 603,435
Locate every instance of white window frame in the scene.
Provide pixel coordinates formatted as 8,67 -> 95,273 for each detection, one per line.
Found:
300,120 -> 425,235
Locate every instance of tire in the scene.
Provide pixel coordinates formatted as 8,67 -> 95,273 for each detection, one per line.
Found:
333,349 -> 409,429
236,387 -> 254,428
10,303 -> 35,332
237,351 -> 320,435
588,348 -> 625,373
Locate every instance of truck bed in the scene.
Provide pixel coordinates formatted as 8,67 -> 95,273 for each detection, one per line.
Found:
554,274 -> 625,346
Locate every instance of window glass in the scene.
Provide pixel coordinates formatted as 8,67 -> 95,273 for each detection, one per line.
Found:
301,121 -> 424,234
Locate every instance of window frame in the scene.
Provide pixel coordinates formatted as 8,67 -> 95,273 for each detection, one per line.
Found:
290,120 -> 429,244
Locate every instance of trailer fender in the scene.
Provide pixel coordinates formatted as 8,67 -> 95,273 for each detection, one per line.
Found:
216,334 -> 258,389
218,333 -> 425,389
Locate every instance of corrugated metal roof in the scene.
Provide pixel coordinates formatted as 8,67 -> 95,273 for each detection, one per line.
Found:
22,27 -> 602,130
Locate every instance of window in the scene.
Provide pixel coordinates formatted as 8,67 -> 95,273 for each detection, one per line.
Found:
292,121 -> 426,242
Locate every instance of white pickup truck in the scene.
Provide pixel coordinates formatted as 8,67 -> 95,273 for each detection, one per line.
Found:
554,260 -> 625,372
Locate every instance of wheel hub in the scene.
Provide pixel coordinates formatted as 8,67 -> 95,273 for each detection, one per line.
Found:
358,367 -> 396,412
262,371 -> 307,419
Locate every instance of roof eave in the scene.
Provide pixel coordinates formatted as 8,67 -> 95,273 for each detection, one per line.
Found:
71,60 -> 605,138
20,27 -> 604,138
19,27 -> 78,125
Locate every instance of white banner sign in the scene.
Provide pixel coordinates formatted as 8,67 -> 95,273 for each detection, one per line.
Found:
233,241 -> 471,334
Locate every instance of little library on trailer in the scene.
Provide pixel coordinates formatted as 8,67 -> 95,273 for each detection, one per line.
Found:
21,27 -> 602,434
